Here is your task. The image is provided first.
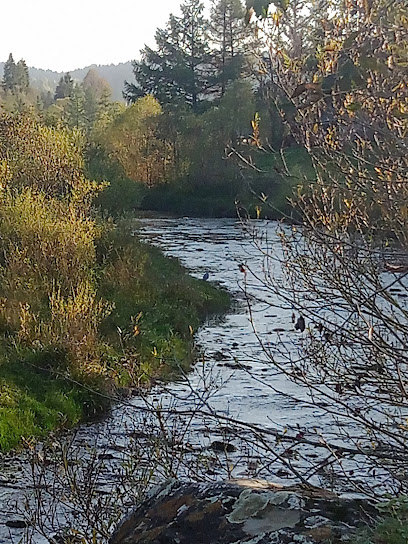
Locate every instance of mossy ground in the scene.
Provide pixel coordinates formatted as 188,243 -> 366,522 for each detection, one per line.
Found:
0,354 -> 103,451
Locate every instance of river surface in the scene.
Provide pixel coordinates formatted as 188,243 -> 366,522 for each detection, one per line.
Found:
0,218 -> 380,542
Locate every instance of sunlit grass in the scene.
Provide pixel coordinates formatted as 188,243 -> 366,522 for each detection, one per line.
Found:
0,224 -> 229,451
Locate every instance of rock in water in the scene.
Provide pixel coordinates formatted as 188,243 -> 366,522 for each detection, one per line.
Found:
295,315 -> 306,332
209,440 -> 237,452
109,479 -> 377,544
5,520 -> 29,529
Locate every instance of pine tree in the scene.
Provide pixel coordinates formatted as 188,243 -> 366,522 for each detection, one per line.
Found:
15,59 -> 29,89
210,0 -> 247,96
54,73 -> 74,100
2,53 -> 17,91
124,0 -> 216,111
65,84 -> 86,129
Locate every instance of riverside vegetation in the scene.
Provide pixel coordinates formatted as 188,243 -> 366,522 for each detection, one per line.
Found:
0,0 -> 407,540
0,0 -> 310,451
0,113 -> 229,451
0,0 -> 311,220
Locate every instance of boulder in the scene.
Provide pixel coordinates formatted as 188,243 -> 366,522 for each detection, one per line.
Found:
109,478 -> 377,544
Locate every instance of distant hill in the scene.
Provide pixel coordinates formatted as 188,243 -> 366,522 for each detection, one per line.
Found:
0,61 -> 134,101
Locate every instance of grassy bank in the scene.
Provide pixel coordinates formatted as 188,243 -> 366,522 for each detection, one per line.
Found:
0,113 -> 230,452
0,225 -> 229,452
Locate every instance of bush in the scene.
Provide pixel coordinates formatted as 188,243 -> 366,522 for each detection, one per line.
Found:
353,497 -> 408,544
0,114 -> 108,373
0,189 -> 106,363
0,112 -> 230,450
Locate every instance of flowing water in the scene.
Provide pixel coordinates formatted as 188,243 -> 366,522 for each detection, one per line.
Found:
0,218 -> 383,542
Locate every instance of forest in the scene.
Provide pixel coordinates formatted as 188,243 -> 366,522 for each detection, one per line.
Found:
0,0 -> 309,219
0,0 -> 407,541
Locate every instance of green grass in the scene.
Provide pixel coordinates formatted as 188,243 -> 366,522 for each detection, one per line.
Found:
0,225 -> 230,452
98,228 -> 230,381
0,351 -> 106,451
352,496 -> 408,544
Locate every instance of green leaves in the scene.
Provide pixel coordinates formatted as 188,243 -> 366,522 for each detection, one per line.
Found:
359,55 -> 390,77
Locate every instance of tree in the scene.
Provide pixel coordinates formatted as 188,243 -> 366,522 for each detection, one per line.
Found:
54,73 -> 74,100
100,95 -> 168,186
65,84 -> 87,130
210,0 -> 247,96
15,59 -> 29,89
124,0 -> 216,111
83,68 -> 112,101
179,80 -> 256,186
2,53 -> 16,92
40,90 -> 54,109
240,0 -> 408,495
0,114 -> 87,198
82,70 -> 112,132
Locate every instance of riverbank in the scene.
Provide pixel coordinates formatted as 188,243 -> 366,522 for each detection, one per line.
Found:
95,147 -> 313,220
0,223 -> 230,452
1,218 -> 402,543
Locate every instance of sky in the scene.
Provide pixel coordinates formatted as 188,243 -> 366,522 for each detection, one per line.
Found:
1,0 -> 209,72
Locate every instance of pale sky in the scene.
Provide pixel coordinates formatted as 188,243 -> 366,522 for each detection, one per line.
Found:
1,0 -> 210,72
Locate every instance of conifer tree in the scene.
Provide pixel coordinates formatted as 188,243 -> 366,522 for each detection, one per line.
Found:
2,53 -> 17,91
15,59 -> 29,89
54,73 -> 74,100
65,84 -> 86,129
124,0 -> 216,111
210,0 -> 247,96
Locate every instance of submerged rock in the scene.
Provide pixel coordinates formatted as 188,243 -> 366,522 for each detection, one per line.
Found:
109,479 -> 377,544
5,519 -> 29,529
209,440 -> 237,453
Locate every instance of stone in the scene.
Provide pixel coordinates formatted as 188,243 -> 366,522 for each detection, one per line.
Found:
5,520 -> 29,529
109,479 -> 377,544
209,441 -> 237,453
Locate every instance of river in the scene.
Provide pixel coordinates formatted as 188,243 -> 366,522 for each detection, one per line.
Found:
0,218 -> 383,543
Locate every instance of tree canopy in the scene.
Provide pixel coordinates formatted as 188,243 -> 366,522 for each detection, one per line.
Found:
54,73 -> 74,100
124,0 -> 248,110
2,54 -> 29,93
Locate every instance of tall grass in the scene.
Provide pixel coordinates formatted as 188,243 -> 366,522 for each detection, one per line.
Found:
0,189 -> 109,370
0,112 -> 230,450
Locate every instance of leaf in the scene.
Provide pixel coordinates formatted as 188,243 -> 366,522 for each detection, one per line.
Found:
323,41 -> 339,52
292,83 -> 307,98
321,74 -> 337,94
359,56 -> 391,77
280,101 -> 297,120
291,83 -> 323,99
345,102 -> 361,112
343,31 -> 359,49
338,58 -> 366,91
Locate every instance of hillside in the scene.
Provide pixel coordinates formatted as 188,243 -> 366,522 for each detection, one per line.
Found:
0,61 -> 134,101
